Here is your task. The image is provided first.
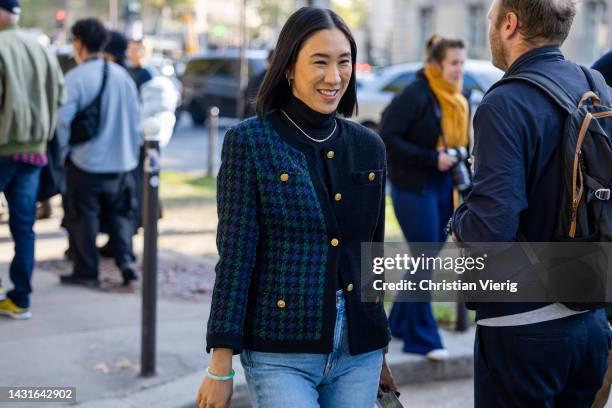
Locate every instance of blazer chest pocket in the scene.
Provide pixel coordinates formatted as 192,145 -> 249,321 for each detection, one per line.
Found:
259,167 -> 317,211
347,169 -> 385,239
352,169 -> 384,186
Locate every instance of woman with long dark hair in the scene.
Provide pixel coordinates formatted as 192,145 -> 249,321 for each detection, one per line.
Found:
196,7 -> 396,408
379,35 -> 469,360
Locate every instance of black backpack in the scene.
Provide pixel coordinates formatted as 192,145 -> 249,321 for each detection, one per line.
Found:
490,66 -> 612,242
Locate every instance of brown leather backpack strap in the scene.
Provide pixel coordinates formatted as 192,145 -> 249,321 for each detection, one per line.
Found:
578,91 -> 602,108
569,112 -> 593,238
594,111 -> 612,119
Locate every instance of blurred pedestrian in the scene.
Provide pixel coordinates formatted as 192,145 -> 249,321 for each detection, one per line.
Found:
592,49 -> 612,87
379,35 -> 469,360
452,0 -> 611,406
196,7 -> 396,408
0,0 -> 65,319
103,30 -> 128,69
127,39 -> 153,91
57,18 -> 141,287
239,49 -> 273,119
96,29 -> 138,260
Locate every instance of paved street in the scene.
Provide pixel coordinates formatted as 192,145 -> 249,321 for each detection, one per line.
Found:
162,112 -> 236,173
399,379 -> 473,408
0,184 -> 475,407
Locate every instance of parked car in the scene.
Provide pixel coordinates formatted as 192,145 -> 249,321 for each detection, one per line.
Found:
354,60 -> 503,130
179,50 -> 268,125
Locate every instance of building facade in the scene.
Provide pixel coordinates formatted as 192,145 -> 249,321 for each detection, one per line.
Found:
369,0 -> 611,66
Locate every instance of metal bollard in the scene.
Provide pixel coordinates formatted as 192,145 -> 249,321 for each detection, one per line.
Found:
141,118 -> 161,377
455,301 -> 468,332
207,106 -> 219,178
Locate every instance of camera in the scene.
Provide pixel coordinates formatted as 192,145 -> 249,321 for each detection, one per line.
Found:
446,146 -> 472,192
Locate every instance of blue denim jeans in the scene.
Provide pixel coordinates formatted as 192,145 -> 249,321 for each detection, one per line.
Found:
388,177 -> 451,354
0,160 -> 42,308
241,290 -> 384,408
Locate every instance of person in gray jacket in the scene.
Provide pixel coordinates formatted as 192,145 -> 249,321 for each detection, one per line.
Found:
57,18 -> 141,287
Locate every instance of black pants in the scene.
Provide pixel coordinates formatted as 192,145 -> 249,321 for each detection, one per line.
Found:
64,163 -> 136,279
101,145 -> 161,239
475,310 -> 611,408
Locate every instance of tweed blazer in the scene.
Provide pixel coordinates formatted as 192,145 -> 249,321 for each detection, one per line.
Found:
206,114 -> 390,355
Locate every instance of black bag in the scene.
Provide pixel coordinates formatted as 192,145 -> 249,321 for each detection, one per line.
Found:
69,60 -> 109,146
492,66 -> 611,242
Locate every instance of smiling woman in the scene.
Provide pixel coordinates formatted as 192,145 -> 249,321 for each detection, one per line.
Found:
287,28 -> 353,114
255,7 -> 358,118
196,7 -> 397,408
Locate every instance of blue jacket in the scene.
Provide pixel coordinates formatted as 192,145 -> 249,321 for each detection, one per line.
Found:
453,46 -> 611,319
206,115 -> 390,355
592,50 -> 612,87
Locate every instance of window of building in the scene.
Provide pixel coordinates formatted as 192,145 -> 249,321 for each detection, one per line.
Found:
468,4 -> 487,59
419,7 -> 435,59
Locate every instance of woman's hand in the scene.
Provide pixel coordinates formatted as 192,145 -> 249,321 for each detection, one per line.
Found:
196,377 -> 233,408
379,354 -> 399,395
196,348 -> 234,408
437,151 -> 458,172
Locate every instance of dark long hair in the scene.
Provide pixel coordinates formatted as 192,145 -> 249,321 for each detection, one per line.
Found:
256,7 -> 358,118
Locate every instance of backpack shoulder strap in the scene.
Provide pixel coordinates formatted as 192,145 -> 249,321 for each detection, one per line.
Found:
487,70 -> 576,114
579,65 -> 610,107
579,65 -> 607,94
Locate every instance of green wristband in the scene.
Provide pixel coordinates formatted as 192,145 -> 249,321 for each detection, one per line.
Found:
206,367 -> 235,381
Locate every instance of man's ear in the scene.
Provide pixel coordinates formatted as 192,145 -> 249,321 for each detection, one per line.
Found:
503,11 -> 520,40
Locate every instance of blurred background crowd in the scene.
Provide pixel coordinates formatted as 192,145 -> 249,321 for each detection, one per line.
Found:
11,0 -> 612,128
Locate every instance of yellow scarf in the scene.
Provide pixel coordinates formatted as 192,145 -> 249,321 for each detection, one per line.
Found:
424,64 -> 469,149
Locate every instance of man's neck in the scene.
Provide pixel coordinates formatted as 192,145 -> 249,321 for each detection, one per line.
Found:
506,41 -> 559,69
80,52 -> 102,63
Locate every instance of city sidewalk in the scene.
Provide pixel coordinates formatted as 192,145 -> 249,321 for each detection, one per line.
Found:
0,206 -> 474,408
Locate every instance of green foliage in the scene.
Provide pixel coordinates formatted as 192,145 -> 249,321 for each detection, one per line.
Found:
253,0 -> 292,29
331,0 -> 369,29
142,0 -> 195,9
